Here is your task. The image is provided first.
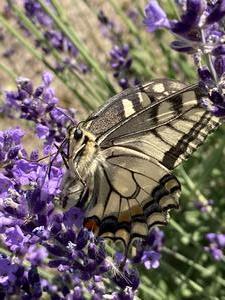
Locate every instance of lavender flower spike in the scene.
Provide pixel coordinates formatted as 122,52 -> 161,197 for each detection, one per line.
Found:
143,0 -> 171,32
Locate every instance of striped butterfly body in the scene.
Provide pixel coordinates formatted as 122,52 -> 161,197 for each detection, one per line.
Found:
61,79 -> 220,250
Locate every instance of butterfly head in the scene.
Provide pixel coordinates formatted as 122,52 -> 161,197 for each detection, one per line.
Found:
68,124 -> 96,150
67,125 -> 86,160
67,124 -> 98,179
73,127 -> 83,140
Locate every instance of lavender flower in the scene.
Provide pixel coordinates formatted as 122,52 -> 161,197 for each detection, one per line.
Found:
195,199 -> 214,213
0,124 -> 141,298
132,227 -> 164,269
98,10 -> 122,42
1,72 -> 75,148
7,0 -> 89,74
144,0 -> 225,117
205,233 -> 225,260
143,0 -> 171,32
0,73 -> 167,298
97,10 -> 139,90
109,44 -> 139,89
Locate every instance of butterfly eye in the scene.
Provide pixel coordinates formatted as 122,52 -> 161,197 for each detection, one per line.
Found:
73,128 -> 83,140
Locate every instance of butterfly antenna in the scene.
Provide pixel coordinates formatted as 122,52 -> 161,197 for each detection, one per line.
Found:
22,152 -> 57,163
119,246 -> 129,271
47,138 -> 68,178
108,257 -> 132,287
54,106 -> 76,125
38,137 -> 68,190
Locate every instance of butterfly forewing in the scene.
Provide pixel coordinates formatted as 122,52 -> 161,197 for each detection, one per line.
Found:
84,79 -> 187,136
65,79 -> 220,250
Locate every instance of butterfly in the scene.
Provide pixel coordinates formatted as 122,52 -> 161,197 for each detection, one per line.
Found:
60,78 -> 220,251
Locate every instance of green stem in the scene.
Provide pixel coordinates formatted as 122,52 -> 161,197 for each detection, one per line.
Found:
163,247 -> 225,288
108,0 -> 139,36
167,0 -> 181,19
141,275 -> 167,299
161,261 -> 204,294
170,219 -> 191,238
139,281 -> 164,299
0,62 -> 17,81
198,137 -> 225,187
179,166 -> 207,203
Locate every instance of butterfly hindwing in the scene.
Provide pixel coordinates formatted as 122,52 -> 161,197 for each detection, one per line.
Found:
83,146 -> 180,248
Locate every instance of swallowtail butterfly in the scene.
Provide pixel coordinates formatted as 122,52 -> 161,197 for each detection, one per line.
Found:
61,79 -> 220,250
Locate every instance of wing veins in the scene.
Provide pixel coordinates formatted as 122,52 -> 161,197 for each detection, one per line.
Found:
109,106 -> 197,143
97,84 -> 198,143
108,159 -> 159,184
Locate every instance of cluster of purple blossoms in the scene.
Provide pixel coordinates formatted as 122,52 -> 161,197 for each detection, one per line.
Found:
1,71 -> 75,150
109,43 -> 140,90
110,44 -> 133,89
205,233 -> 225,261
144,0 -> 225,116
98,10 -> 139,90
98,10 -> 122,43
0,72 -> 165,299
194,199 -> 214,213
7,0 -> 89,73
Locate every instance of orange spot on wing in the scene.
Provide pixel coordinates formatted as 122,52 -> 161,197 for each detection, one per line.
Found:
84,219 -> 99,234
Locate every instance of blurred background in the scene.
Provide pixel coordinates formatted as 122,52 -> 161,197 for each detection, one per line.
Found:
0,1 -> 225,299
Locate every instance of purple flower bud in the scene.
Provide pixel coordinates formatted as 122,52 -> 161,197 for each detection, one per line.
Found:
114,268 -> 139,290
63,207 -> 84,229
143,0 -> 170,32
0,174 -> 13,197
33,86 -> 44,98
119,78 -> 129,89
28,266 -> 42,298
5,225 -> 29,254
141,250 -> 160,269
26,245 -> 48,266
171,0 -> 205,34
212,45 -> 225,56
214,56 -> 225,78
198,67 -> 215,88
147,227 -> 164,251
42,72 -> 53,86
0,257 -> 20,287
204,245 -> 223,261
30,150 -> 39,161
210,90 -> 224,104
16,77 -> 33,95
206,0 -> 225,24
98,10 -> 109,25
205,232 -> 225,260
7,146 -> 20,160
170,40 -> 195,53
46,244 -> 66,257
36,124 -> 50,139
76,228 -> 90,250
216,234 -> 225,248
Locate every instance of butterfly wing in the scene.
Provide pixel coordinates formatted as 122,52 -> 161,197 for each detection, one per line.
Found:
83,145 -> 180,248
85,79 -> 220,170
77,79 -> 219,247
